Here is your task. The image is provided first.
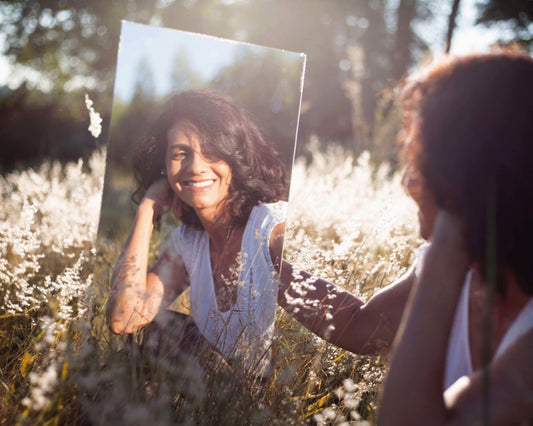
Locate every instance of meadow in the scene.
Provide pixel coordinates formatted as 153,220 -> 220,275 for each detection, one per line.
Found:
0,144 -> 422,424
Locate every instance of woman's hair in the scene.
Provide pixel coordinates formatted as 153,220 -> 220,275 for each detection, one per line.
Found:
400,51 -> 533,295
131,89 -> 288,228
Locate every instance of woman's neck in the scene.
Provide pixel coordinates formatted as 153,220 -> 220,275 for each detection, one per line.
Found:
195,207 -> 236,252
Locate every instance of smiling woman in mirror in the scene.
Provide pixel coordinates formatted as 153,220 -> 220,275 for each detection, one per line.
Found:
106,90 -> 289,378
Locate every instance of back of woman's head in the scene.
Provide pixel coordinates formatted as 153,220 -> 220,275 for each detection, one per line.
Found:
401,51 -> 533,294
132,90 -> 288,228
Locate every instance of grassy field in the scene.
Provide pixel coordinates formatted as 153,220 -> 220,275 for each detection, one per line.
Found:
0,145 -> 421,424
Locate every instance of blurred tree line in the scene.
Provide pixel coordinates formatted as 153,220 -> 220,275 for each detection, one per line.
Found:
107,46 -> 304,175
0,0 -> 531,171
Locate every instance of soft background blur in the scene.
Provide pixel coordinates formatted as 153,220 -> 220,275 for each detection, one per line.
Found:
1,0 -> 531,173
1,1 -> 532,424
98,21 -> 305,241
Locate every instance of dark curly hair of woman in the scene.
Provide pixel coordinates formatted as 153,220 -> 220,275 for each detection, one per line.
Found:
131,89 -> 288,228
399,51 -> 533,295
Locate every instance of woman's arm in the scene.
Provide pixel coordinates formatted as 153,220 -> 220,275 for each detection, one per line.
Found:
106,180 -> 188,334
271,223 -> 416,355
378,211 -> 470,425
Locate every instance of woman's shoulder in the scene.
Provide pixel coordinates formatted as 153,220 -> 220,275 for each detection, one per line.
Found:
250,200 -> 288,223
169,223 -> 206,253
414,241 -> 430,278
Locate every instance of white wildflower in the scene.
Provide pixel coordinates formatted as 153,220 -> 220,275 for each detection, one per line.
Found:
85,93 -> 103,138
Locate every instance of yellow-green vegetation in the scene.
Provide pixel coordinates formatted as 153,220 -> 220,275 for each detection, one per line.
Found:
0,146 -> 421,425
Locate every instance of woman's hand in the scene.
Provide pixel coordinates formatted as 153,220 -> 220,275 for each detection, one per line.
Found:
378,210 -> 470,425
423,210 -> 470,287
445,329 -> 533,425
430,210 -> 468,255
107,178 -> 188,334
141,179 -> 185,224
141,179 -> 174,226
142,178 -> 173,208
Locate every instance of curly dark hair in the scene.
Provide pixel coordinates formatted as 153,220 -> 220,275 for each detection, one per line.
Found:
399,51 -> 533,295
131,90 -> 288,228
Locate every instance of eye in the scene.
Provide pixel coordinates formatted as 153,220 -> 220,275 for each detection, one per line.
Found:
170,150 -> 187,160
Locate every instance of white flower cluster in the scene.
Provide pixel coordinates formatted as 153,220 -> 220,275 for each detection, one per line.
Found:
3,142 -> 422,423
285,147 -> 421,298
22,361 -> 60,411
279,147 -> 421,423
0,149 -> 105,318
85,94 -> 103,138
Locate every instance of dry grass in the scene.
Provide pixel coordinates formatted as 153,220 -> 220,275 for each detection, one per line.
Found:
0,145 -> 421,424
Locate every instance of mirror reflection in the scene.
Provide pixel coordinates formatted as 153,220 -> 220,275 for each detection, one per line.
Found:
97,21 -> 305,389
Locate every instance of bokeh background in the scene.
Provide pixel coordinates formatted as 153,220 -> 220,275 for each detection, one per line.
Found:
1,1 -> 532,424
1,0 -> 531,173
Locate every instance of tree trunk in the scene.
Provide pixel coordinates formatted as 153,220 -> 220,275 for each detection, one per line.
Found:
445,0 -> 462,53
392,0 -> 417,81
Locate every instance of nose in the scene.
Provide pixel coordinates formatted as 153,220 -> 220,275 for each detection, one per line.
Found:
186,150 -> 209,174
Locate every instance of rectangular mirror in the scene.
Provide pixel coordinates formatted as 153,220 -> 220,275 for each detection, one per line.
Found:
93,20 -> 305,420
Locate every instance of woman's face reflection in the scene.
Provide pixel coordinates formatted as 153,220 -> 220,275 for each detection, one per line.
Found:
165,121 -> 232,217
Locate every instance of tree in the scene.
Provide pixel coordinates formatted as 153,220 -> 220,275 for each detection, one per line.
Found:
213,48 -> 304,165
393,0 -> 418,80
0,1 -> 158,94
445,0 -> 462,53
0,0 -> 428,167
169,49 -> 207,93
476,0 -> 533,48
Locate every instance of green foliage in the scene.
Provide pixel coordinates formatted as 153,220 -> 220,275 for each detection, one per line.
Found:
213,48 -> 304,166
0,0 -> 425,169
0,85 -> 105,171
1,0 -> 531,170
0,0 -> 158,92
476,0 -> 533,49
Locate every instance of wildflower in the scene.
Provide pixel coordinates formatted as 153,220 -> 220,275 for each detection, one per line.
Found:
85,94 -> 103,138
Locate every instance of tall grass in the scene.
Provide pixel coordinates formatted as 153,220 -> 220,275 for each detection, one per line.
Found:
0,144 -> 421,424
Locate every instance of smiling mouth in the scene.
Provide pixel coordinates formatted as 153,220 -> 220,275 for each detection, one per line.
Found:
184,179 -> 215,188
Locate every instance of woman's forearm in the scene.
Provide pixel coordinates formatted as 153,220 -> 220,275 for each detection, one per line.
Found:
278,260 -> 412,354
378,213 -> 469,425
107,200 -> 160,334
278,260 -> 364,348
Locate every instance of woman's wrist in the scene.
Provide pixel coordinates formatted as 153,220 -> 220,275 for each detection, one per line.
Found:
137,198 -> 160,226
428,211 -> 470,269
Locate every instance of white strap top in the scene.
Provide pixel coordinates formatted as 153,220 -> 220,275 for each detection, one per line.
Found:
169,201 -> 287,376
444,271 -> 533,390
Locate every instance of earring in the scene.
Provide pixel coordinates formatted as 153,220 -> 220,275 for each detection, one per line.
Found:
161,169 -> 166,176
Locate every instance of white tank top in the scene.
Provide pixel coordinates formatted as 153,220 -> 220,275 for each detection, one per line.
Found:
444,271 -> 533,390
169,201 -> 287,376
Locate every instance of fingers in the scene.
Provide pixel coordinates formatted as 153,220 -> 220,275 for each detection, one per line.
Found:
144,179 -> 173,207
425,210 -> 471,277
430,211 -> 466,248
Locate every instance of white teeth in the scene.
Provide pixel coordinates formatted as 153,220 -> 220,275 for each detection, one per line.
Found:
186,180 -> 214,188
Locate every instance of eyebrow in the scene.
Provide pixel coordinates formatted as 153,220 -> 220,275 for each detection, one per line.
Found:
167,143 -> 191,151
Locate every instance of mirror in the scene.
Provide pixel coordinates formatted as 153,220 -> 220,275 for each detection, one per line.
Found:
94,20 -> 305,412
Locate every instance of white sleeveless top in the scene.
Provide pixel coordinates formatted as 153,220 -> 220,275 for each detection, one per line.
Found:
415,244 -> 533,391
444,272 -> 533,390
169,201 -> 287,376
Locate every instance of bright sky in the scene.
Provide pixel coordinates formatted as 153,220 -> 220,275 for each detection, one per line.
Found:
113,21 -> 304,102
449,0 -> 517,55
114,21 -> 238,101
